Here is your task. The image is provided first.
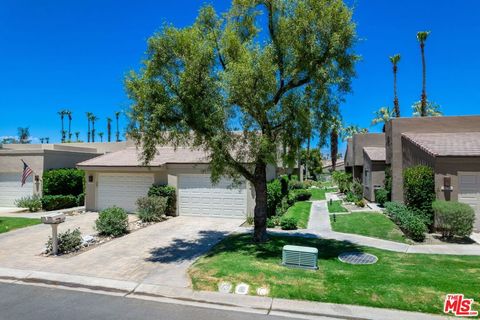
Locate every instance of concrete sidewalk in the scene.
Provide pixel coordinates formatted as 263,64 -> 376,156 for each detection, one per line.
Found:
0,267 -> 449,320
307,200 -> 480,255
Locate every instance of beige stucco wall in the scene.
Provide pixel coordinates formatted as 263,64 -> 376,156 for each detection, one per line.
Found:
352,133 -> 385,166
362,155 -> 386,201
386,115 -> 480,202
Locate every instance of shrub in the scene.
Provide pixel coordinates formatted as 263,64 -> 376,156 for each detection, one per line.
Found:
280,217 -> 298,230
374,188 -> 388,206
403,165 -> 435,225
41,195 -> 77,211
136,196 -> 168,222
148,185 -> 176,215
76,193 -> 85,206
289,180 -> 304,190
276,197 -> 291,216
266,217 -> 277,228
332,171 -> 352,193
246,214 -> 254,225
267,179 -> 283,217
291,189 -> 312,202
345,191 -> 359,203
384,166 -> 392,201
46,228 -> 82,254
95,207 -> 129,237
43,169 -> 84,196
385,202 -> 427,241
355,199 -> 366,208
15,195 -> 42,212
279,176 -> 289,197
432,201 -> 475,238
350,179 -> 363,199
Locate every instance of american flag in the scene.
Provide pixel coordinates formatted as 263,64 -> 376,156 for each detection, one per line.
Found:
21,160 -> 33,187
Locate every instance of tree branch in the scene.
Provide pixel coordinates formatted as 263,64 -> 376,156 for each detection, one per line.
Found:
272,76 -> 310,105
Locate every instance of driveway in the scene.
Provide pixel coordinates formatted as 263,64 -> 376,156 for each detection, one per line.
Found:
0,213 -> 241,288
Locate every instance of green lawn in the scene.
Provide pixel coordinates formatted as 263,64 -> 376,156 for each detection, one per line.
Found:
309,187 -> 338,201
0,217 -> 41,234
283,201 -> 311,229
327,200 -> 348,213
189,234 -> 480,315
330,211 -> 408,243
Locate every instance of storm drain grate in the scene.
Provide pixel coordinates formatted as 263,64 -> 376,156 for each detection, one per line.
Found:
338,252 -> 378,265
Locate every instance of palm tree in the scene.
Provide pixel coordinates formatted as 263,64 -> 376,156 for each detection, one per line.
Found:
86,112 -> 93,142
371,106 -> 393,132
75,131 -> 80,142
389,54 -> 401,117
417,31 -> 431,117
115,111 -> 121,142
91,115 -> 99,143
106,117 -> 112,142
98,132 -> 104,142
45,137 -> 50,143
64,110 -> 72,142
412,101 -> 442,117
17,127 -> 30,144
58,110 -> 66,143
40,138 -> 45,144
343,125 -> 369,140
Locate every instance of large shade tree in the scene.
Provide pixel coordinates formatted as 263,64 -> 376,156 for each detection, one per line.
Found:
126,0 -> 357,242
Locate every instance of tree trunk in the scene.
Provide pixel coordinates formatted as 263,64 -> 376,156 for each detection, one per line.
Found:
87,120 -> 91,143
253,161 -> 268,243
420,43 -> 427,117
330,129 -> 338,171
393,65 -> 400,117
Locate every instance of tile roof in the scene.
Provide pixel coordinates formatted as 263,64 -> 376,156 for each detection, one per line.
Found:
77,146 -> 210,167
402,132 -> 480,157
363,147 -> 386,161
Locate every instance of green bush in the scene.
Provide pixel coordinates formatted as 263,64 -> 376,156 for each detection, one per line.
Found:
384,166 -> 392,201
15,195 -> 42,212
76,193 -> 85,206
403,165 -> 435,225
374,188 -> 388,206
246,214 -> 254,225
432,200 -> 475,238
279,176 -> 289,197
95,207 -> 129,237
136,196 -> 168,222
267,179 -> 283,217
345,191 -> 359,203
355,199 -> 366,207
289,180 -> 305,190
148,185 -> 176,215
276,197 -> 291,216
280,217 -> 298,230
42,169 -> 85,196
267,217 -> 277,228
291,189 -> 312,201
46,228 -> 82,254
41,195 -> 77,211
385,202 -> 427,241
332,171 -> 352,193
350,179 -> 363,199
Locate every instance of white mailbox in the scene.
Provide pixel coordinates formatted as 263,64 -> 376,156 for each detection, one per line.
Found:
41,213 -> 66,225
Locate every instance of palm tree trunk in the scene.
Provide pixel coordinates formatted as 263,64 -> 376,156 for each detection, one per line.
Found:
330,129 -> 338,171
87,120 -> 91,143
92,121 -> 96,143
393,65 -> 400,117
420,43 -> 427,117
60,115 -> 64,143
116,115 -> 120,142
68,116 -> 72,141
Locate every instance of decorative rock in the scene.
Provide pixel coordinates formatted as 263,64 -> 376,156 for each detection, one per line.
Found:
218,281 -> 232,294
81,235 -> 95,245
256,287 -> 269,296
235,283 -> 249,295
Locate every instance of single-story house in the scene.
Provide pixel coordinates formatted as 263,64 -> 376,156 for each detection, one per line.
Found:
362,147 -> 386,201
0,142 -> 128,207
344,133 -> 385,182
322,159 -> 345,172
77,146 -> 277,218
344,138 -> 353,175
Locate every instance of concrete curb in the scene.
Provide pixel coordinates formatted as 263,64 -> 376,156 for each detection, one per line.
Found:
0,267 -> 450,320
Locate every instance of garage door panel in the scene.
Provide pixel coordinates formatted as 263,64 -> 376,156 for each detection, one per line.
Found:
0,173 -> 33,207
459,173 -> 480,231
178,175 -> 246,218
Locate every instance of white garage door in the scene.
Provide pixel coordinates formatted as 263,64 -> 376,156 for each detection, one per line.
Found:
458,173 -> 480,231
97,173 -> 154,212
0,172 -> 33,207
178,175 -> 247,218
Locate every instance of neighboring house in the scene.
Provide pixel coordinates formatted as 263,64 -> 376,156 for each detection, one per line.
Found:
0,142 -> 129,207
362,147 -> 386,201
77,146 -> 277,218
344,138 -> 353,174
347,133 -> 385,182
322,159 -> 345,172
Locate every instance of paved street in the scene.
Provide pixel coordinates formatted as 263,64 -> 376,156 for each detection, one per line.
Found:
0,283 -> 297,320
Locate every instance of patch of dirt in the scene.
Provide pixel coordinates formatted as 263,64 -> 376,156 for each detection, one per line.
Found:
420,233 -> 477,245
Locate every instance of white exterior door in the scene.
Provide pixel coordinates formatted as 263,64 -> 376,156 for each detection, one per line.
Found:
97,173 -> 154,212
458,172 -> 480,231
178,175 -> 247,218
0,172 -> 33,207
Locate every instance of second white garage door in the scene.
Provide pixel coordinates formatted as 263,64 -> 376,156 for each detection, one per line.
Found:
458,172 -> 480,231
0,172 -> 33,207
178,175 -> 247,218
97,173 -> 154,212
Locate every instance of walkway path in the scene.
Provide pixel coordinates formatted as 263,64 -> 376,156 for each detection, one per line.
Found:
306,200 -> 480,255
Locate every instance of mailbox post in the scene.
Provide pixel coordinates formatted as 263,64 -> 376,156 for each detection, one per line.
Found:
41,213 -> 66,255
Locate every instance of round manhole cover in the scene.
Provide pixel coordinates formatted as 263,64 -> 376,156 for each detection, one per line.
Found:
338,252 -> 378,265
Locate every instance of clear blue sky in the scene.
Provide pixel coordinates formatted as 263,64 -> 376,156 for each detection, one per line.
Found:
1,0 -> 479,150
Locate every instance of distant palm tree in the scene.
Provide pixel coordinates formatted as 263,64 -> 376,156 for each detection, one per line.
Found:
98,132 -> 104,142
64,110 -> 72,141
115,111 -> 121,142
417,31 -> 431,117
17,127 -> 30,144
389,54 -> 401,117
343,125 -> 368,141
86,112 -> 93,142
58,110 -> 66,143
412,101 -> 442,117
40,138 -> 45,144
45,137 -> 50,143
91,115 -> 99,143
75,131 -> 80,142
371,107 -> 393,132
106,117 -> 112,142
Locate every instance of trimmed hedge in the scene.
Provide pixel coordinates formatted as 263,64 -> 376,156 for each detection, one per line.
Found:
374,188 -> 388,207
267,179 -> 283,217
432,200 -> 475,238
291,189 -> 312,201
403,165 -> 435,225
41,195 -> 77,211
148,185 -> 176,215
43,169 -> 85,196
385,202 -> 427,242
